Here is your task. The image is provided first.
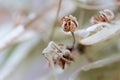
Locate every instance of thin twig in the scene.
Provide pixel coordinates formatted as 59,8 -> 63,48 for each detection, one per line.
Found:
71,32 -> 76,49
49,0 -> 62,41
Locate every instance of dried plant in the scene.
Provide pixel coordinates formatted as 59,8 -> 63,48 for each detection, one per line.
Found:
60,15 -> 78,32
74,9 -> 115,39
1,1 -> 120,80
42,15 -> 78,69
60,15 -> 78,49
42,41 -> 73,69
91,9 -> 114,24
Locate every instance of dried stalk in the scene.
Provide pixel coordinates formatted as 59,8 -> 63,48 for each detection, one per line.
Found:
71,32 -> 76,49
49,0 -> 62,41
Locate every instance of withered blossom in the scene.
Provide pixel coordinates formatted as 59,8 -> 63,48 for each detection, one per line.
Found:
60,15 -> 78,32
60,15 -> 78,49
91,9 -> 114,24
42,41 -> 73,69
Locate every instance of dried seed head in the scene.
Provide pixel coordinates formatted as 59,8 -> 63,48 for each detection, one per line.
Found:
91,9 -> 114,24
60,15 -> 78,32
42,41 -> 73,69
53,43 -> 73,69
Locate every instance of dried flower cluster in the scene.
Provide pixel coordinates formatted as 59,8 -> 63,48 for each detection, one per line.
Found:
60,15 -> 78,32
42,41 -> 73,69
43,9 -> 115,69
91,9 -> 114,24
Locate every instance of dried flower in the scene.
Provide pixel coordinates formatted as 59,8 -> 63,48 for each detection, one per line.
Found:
42,41 -> 73,69
60,15 -> 78,32
91,9 -> 114,24
60,15 -> 78,49
53,44 -> 73,69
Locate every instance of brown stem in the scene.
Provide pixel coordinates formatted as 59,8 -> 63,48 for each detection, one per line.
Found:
71,32 -> 75,49
49,0 -> 62,41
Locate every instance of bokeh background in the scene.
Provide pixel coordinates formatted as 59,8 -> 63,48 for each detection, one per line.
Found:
0,0 -> 120,80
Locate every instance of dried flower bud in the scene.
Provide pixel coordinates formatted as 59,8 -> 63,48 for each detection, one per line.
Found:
60,15 -> 78,32
42,41 -> 73,69
91,9 -> 114,24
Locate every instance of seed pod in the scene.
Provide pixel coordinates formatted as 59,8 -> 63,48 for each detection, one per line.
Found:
60,15 -> 78,32
91,9 -> 114,24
